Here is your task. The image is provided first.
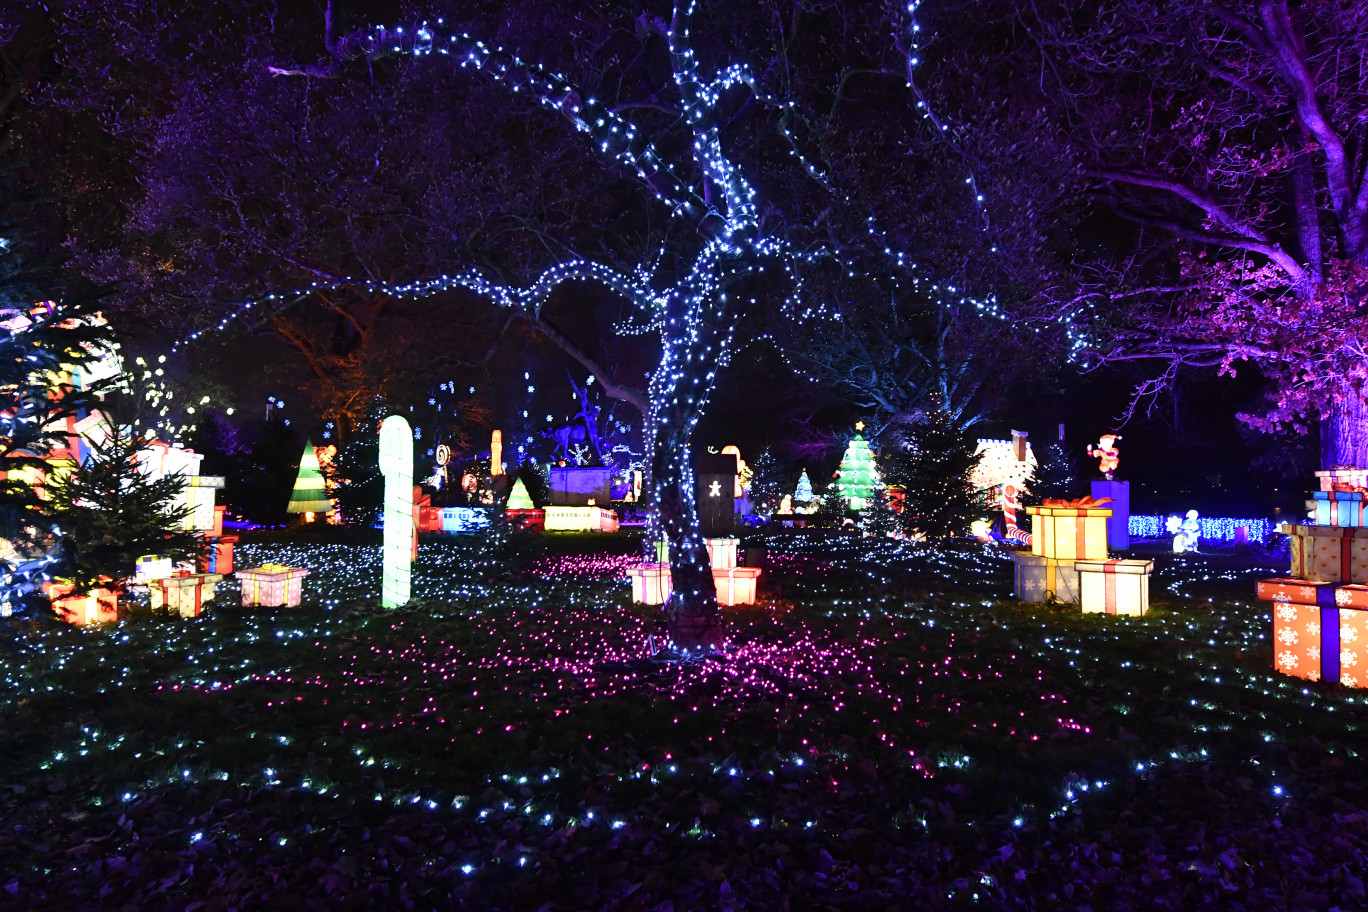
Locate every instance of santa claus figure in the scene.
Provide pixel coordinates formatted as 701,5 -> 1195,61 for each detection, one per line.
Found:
1087,433 -> 1121,480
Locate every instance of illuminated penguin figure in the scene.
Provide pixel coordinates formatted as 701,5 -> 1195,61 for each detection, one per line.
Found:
378,415 -> 414,608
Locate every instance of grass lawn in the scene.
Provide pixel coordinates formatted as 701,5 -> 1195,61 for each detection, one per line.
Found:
1,532 -> 1365,910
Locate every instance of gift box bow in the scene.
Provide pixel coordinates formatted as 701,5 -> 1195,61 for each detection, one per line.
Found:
1042,496 -> 1114,508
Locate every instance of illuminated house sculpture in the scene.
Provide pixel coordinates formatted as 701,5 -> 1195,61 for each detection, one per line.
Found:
1255,578 -> 1368,685
627,536 -> 760,607
833,424 -> 880,510
287,439 -> 332,520
971,433 -> 1036,544
1074,558 -> 1153,616
239,565 -> 311,608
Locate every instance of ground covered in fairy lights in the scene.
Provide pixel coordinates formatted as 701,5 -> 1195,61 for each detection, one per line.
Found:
2,532 -> 1366,910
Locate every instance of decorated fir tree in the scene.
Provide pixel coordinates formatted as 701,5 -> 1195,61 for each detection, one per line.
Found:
859,485 -> 901,538
834,422 -> 881,510
747,446 -> 784,516
45,426 -> 204,596
885,407 -> 990,540
1025,441 -> 1077,503
286,439 -> 331,519
812,480 -> 848,529
329,402 -> 386,526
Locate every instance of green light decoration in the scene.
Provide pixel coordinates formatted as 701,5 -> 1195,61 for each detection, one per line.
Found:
834,423 -> 881,511
378,416 -> 413,608
286,439 -> 331,516
506,476 -> 534,510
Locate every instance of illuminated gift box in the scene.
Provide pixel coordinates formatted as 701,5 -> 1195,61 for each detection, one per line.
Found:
628,562 -> 672,605
150,573 -> 223,618
653,538 -> 737,567
1260,599 -> 1368,687
43,581 -> 118,625
543,506 -> 619,532
626,563 -> 762,606
1310,491 -> 1368,527
707,537 -> 738,570
1315,468 -> 1368,492
136,442 -> 204,480
175,477 -> 224,532
506,508 -> 545,531
1283,524 -> 1368,583
238,565 -> 310,607
1012,552 -> 1081,604
1025,504 -> 1111,561
439,507 -> 489,532
714,566 -> 761,606
1074,558 -> 1153,616
198,535 -> 238,575
209,505 -> 226,539
418,505 -> 442,533
135,554 -> 173,583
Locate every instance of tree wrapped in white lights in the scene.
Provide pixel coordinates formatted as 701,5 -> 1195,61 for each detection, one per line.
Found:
319,4 -> 810,646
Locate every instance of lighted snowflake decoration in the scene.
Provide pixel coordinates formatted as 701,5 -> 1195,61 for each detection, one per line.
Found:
1307,621 -> 1320,637
1276,604 -> 1298,622
1277,628 -> 1299,645
1343,673 -> 1359,688
1278,650 -> 1298,669
1342,648 -> 1358,669
1337,588 -> 1355,606
1343,625 -> 1359,643
1309,646 -> 1321,661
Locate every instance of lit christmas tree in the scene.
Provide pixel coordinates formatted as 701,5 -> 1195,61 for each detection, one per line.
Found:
885,406 -> 990,540
794,469 -> 814,507
506,476 -> 534,510
834,422 -> 881,510
286,439 -> 331,519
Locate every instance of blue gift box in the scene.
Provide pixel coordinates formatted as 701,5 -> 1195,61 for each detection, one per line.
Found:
1311,490 -> 1368,527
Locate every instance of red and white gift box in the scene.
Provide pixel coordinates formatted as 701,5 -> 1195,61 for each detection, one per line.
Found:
1309,491 -> 1368,528
238,566 -> 310,607
706,537 -> 738,570
1283,524 -> 1368,583
198,535 -> 238,576
1315,468 -> 1368,492
150,573 -> 223,618
1074,558 -> 1153,616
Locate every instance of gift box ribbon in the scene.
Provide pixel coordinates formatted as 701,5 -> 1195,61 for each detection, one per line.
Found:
1042,496 -> 1114,508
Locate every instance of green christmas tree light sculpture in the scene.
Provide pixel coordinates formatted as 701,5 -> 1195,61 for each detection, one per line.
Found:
834,422 -> 881,510
286,439 -> 331,519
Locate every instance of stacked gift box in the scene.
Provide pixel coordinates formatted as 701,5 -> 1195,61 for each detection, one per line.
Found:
1015,498 -> 1154,614
627,537 -> 761,607
1258,468 -> 1368,686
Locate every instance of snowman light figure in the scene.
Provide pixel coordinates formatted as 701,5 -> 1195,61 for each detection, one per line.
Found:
1166,510 -> 1201,553
1087,433 -> 1121,480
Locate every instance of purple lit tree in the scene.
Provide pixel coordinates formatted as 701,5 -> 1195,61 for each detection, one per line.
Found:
911,0 -> 1368,466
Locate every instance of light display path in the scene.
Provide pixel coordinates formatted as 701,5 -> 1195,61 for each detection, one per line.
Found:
0,535 -> 1363,908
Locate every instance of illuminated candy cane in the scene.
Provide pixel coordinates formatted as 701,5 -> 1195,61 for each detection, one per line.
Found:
379,415 -> 413,608
1002,483 -> 1032,547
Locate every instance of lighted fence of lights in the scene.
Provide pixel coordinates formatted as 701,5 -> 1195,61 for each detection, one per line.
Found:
1129,515 -> 1276,542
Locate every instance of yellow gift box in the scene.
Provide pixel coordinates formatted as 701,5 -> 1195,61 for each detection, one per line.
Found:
1025,504 -> 1112,561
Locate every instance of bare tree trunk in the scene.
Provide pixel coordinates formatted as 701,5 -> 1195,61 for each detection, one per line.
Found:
1321,392 -> 1368,469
